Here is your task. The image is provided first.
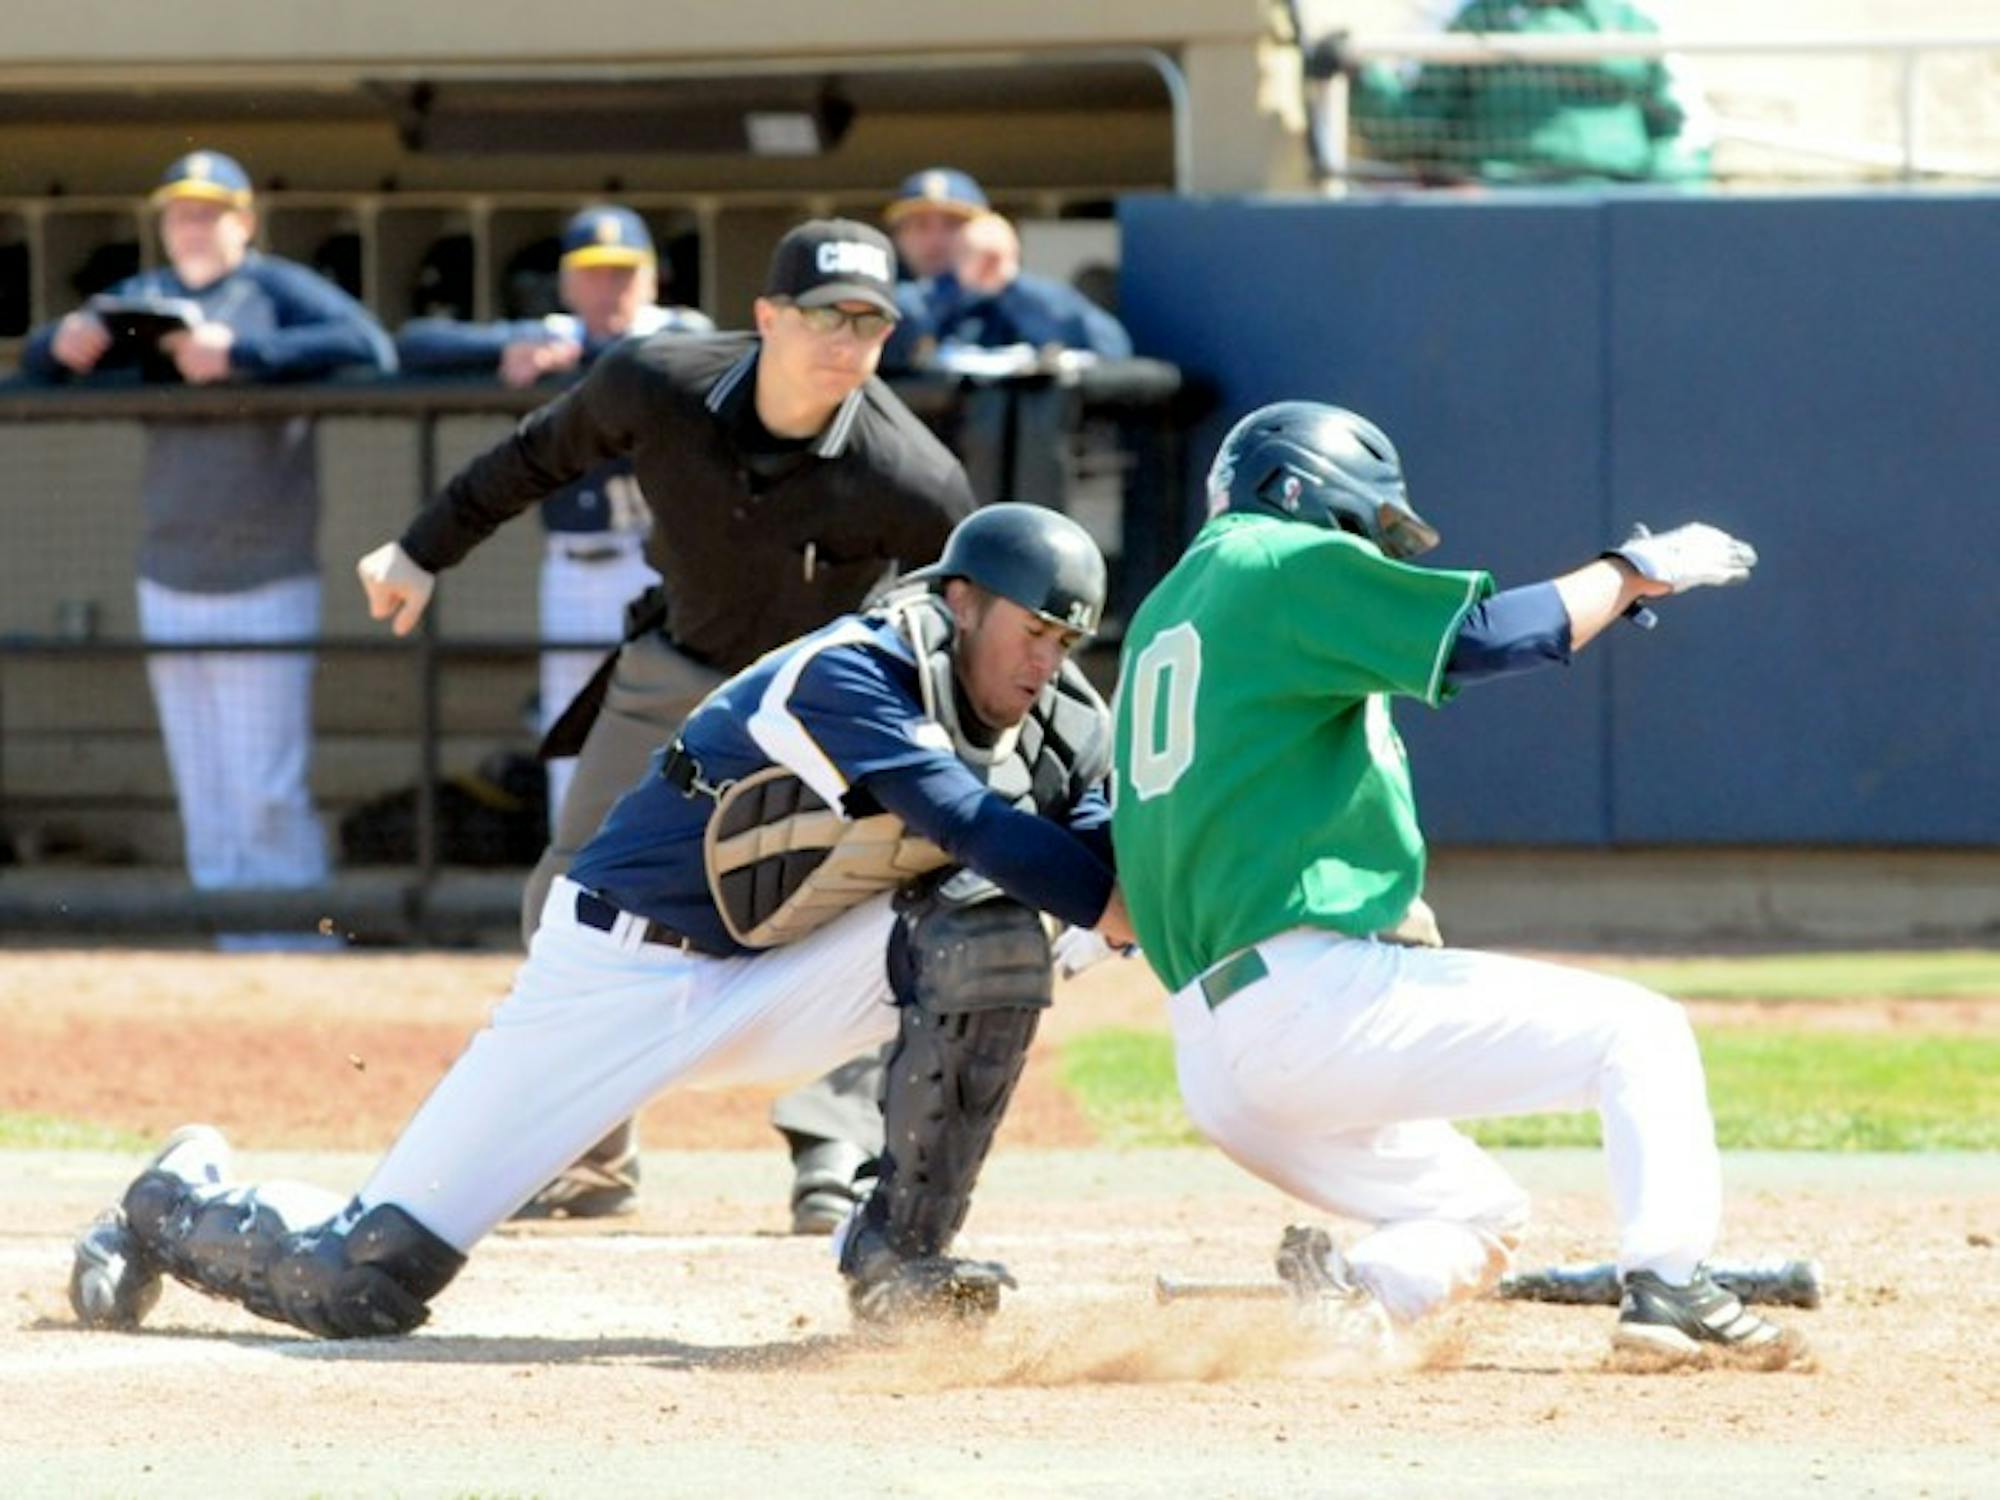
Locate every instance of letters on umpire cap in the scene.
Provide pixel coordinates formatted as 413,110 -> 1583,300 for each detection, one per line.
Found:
764,219 -> 900,319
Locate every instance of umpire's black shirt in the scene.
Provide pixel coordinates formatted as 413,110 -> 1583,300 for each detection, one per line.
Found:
399,332 -> 975,672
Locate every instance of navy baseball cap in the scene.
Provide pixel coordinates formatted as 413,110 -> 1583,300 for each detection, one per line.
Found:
884,167 -> 988,224
560,206 -> 656,269
151,151 -> 253,210
763,219 -> 899,319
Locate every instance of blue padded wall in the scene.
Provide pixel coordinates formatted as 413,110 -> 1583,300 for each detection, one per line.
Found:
1119,191 -> 2000,845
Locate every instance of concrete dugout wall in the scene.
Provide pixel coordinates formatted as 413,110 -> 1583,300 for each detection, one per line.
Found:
1119,191 -> 2000,846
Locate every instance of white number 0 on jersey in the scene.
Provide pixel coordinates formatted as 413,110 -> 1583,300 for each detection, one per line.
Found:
1125,622 -> 1202,800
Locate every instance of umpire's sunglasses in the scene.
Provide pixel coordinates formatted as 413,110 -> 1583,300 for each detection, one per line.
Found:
785,303 -> 896,341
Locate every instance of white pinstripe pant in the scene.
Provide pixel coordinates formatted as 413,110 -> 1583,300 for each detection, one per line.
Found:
537,536 -> 660,834
137,573 -> 326,890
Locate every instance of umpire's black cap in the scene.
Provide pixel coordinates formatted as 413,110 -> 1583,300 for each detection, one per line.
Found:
764,219 -> 899,320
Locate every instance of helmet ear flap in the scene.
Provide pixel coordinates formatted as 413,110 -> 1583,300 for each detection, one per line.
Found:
1254,465 -> 1308,516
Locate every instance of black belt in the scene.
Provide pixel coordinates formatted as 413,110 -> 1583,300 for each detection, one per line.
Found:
1198,948 -> 1269,1011
558,544 -> 628,563
573,888 -> 725,957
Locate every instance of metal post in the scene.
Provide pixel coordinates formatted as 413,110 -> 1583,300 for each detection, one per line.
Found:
414,411 -> 442,935
1898,49 -> 1922,185
0,659 -> 9,845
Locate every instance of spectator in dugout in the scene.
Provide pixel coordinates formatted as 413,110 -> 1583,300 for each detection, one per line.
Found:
930,211 -> 1132,365
396,206 -> 714,830
880,165 -> 988,372
19,149 -> 395,945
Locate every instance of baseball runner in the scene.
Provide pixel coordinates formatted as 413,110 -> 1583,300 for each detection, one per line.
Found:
396,205 -> 713,829
360,219 -> 975,1227
71,504 -> 1132,1339
19,150 -> 394,931
1110,401 -> 1804,1369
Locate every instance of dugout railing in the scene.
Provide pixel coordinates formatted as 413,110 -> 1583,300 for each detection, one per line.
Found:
0,361 -> 1200,942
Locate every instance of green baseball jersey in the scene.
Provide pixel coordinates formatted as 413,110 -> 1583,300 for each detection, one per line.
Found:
1111,512 -> 1493,992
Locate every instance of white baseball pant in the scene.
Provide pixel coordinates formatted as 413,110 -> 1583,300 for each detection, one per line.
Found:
1169,930 -> 1722,1323
357,877 -> 902,1250
136,574 -> 327,890
538,536 -> 660,834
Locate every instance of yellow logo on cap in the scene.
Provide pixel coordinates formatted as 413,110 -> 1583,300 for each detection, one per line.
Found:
187,153 -> 215,182
922,170 -> 949,201
594,216 -> 620,245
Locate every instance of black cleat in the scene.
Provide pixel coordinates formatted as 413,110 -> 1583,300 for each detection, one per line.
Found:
1613,1267 -> 1810,1370
845,1254 -> 1016,1328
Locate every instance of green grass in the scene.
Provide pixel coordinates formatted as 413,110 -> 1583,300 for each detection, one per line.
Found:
1593,948 -> 2000,1001
1057,1027 -> 2000,1152
0,1113 -> 152,1151
1058,1028 -> 1200,1149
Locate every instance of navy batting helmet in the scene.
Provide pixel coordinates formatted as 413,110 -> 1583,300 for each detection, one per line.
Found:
908,503 -> 1107,635
1208,401 -> 1440,559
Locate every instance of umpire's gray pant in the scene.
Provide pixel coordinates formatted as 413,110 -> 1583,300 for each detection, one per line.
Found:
523,631 -> 889,1169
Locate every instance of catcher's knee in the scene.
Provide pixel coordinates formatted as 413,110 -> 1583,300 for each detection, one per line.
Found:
889,873 -> 1053,1018
887,880 -> 1051,1129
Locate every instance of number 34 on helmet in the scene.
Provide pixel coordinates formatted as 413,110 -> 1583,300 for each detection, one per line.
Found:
905,503 -> 1108,636
1208,401 -> 1440,560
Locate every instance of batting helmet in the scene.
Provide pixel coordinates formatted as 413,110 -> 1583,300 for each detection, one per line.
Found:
908,503 -> 1108,635
1208,401 -> 1440,560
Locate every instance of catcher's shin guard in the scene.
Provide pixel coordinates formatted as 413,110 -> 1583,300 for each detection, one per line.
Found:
122,1158 -> 465,1340
840,878 -> 1050,1316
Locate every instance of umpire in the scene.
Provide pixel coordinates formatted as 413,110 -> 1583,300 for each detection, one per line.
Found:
357,218 -> 975,1223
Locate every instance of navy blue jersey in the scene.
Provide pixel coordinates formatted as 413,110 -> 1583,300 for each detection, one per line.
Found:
22,251 -> 394,384
569,609 -> 1114,952
19,251 -> 394,592
939,272 -> 1131,359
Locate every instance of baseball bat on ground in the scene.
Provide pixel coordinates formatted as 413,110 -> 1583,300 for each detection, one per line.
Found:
1496,1256 -> 1822,1308
1154,1257 -> 1822,1309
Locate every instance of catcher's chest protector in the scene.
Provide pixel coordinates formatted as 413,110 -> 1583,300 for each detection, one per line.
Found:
704,596 -> 1111,949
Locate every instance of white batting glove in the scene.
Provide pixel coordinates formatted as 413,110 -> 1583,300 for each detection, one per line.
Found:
1608,522 -> 1758,594
356,541 -> 436,636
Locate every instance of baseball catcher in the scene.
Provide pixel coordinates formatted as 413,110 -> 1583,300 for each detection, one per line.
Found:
71,504 -> 1131,1338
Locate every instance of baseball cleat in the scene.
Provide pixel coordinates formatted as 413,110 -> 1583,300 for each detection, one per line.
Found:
1274,1224 -> 1394,1357
512,1153 -> 641,1221
845,1254 -> 1016,1329
1611,1267 -> 1811,1371
788,1139 -> 876,1236
69,1124 -> 231,1331
68,1210 -> 163,1330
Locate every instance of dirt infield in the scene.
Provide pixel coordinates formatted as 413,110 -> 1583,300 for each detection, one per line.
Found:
1,951 -> 1996,1497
